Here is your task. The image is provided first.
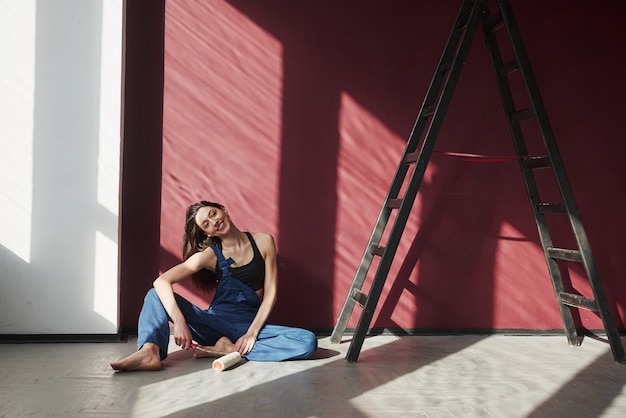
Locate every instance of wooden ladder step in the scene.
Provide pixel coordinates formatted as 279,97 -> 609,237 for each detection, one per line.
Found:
547,247 -> 583,262
559,291 -> 599,312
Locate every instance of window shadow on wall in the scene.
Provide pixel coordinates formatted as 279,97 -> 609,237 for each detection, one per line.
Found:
223,0 -> 626,338
7,0 -> 118,334
223,0 -> 478,330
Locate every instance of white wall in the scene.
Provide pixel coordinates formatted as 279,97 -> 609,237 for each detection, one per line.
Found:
0,0 -> 122,334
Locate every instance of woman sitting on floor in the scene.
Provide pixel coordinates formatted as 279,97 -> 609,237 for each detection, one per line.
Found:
111,201 -> 317,371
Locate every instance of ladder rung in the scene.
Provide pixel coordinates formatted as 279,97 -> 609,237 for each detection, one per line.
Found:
404,152 -> 418,164
536,203 -> 566,214
547,247 -> 583,263
511,107 -> 535,122
522,155 -> 551,170
456,18 -> 471,33
370,244 -> 385,257
351,289 -> 367,307
559,291 -> 600,312
387,199 -> 402,209
421,106 -> 435,119
439,61 -> 452,74
455,7 -> 472,33
500,60 -> 519,76
484,11 -> 503,32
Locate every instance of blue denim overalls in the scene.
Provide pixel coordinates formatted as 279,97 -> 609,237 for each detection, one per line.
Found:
137,245 -> 317,361
202,244 -> 261,342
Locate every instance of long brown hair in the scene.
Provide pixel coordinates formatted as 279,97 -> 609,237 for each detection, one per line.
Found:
182,200 -> 223,293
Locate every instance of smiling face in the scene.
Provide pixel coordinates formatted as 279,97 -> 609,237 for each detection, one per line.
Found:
194,205 -> 229,237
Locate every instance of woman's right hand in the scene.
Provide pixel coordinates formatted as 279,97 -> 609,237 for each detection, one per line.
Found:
173,321 -> 193,350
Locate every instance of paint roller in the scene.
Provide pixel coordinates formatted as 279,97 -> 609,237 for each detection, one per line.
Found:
191,343 -> 242,371
211,351 -> 242,372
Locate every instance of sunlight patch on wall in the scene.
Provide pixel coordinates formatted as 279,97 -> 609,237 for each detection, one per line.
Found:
334,91 -> 429,327
0,0 -> 35,263
161,0 -> 284,279
493,221 -> 561,328
93,231 -> 118,326
97,0 -> 121,218
92,0 -> 122,330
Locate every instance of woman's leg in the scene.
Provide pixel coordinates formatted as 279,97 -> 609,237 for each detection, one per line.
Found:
113,289 -> 240,370
111,289 -> 175,371
245,325 -> 318,362
137,289 -> 230,360
136,289 -> 172,360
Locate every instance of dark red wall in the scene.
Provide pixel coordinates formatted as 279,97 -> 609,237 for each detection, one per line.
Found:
121,0 -> 626,333
119,0 -> 164,334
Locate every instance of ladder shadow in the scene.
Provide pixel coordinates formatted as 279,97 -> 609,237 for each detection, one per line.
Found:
526,349 -> 626,417
374,183 -> 443,330
374,151 -> 504,332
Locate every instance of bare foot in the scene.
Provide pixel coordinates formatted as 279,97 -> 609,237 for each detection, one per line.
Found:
193,336 -> 236,359
111,342 -> 161,371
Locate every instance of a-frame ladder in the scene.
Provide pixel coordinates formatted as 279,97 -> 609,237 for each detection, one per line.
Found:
330,0 -> 625,364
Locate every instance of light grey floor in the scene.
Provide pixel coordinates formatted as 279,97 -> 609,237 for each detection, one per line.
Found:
1,334 -> 625,417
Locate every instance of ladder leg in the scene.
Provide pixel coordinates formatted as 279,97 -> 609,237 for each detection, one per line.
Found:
485,0 -> 625,363
331,0 -> 482,345
481,8 -> 579,348
343,0 -> 488,362
331,0 -> 487,345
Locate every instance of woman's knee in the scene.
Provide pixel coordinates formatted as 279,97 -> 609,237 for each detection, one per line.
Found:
306,331 -> 318,355
144,288 -> 159,302
296,329 -> 318,357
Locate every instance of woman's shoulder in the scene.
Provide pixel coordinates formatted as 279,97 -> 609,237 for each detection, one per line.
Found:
185,245 -> 219,272
248,231 -> 276,253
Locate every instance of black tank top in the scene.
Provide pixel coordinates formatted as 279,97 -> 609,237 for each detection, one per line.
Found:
215,232 -> 265,291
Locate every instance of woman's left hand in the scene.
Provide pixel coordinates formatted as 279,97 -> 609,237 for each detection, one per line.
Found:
235,333 -> 257,355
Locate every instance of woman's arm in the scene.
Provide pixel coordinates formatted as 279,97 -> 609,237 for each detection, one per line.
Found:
153,249 -> 216,350
235,232 -> 278,355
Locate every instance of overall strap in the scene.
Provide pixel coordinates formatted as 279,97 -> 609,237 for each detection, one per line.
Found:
210,245 -> 233,275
